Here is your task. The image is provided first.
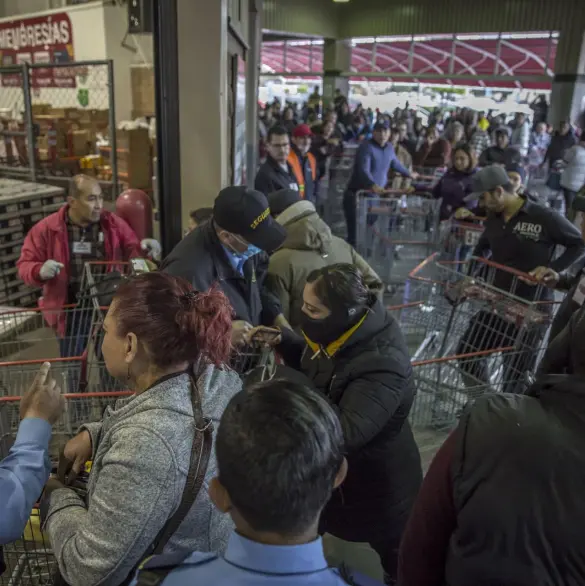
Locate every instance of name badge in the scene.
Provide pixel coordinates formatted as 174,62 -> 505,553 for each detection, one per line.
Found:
72,241 -> 92,255
573,275 -> 585,306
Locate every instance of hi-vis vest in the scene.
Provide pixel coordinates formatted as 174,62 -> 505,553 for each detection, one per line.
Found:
288,151 -> 317,199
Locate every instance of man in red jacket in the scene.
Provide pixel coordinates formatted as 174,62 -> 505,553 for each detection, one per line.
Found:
17,174 -> 159,357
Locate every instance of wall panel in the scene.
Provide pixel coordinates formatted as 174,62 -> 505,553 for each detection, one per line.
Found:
337,0 -> 583,38
262,0 -> 338,38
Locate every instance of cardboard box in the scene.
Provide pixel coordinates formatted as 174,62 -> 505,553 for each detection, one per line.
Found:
131,65 -> 155,118
31,104 -> 52,116
69,130 -> 91,157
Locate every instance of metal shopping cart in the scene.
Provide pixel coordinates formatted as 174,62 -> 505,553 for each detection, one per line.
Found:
404,254 -> 555,430
355,191 -> 441,294
0,390 -> 132,586
437,215 -> 485,263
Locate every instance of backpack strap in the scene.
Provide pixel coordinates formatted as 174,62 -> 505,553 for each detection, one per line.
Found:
150,376 -> 213,554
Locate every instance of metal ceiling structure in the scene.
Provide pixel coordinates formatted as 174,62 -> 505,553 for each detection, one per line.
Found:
261,32 -> 559,89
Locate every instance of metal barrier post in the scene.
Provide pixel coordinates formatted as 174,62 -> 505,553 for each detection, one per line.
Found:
107,59 -> 118,198
22,65 -> 36,182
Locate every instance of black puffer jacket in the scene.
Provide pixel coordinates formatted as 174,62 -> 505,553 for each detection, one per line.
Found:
447,375 -> 585,586
278,297 -> 422,541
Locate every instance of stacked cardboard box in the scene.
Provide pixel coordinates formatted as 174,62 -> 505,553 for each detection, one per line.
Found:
0,178 -> 66,307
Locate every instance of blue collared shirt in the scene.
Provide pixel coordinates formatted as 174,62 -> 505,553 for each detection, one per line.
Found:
0,418 -> 51,544
137,532 -> 350,585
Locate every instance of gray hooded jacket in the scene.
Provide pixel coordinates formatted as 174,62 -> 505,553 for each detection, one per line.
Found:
44,365 -> 241,586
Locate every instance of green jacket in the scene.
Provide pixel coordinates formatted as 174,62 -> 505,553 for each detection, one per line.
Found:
267,200 -> 383,329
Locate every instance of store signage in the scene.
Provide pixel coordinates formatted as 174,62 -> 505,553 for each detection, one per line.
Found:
0,13 -> 79,88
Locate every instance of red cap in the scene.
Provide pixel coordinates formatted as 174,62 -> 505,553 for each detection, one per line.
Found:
292,124 -> 313,138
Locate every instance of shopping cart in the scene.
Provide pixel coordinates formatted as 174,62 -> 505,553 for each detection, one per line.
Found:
0,390 -> 132,586
404,254 -> 554,426
437,216 -> 485,263
355,191 -> 441,291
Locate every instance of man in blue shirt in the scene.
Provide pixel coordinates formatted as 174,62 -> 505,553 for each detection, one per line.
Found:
132,379 -> 381,586
344,121 -> 418,246
0,362 -> 64,550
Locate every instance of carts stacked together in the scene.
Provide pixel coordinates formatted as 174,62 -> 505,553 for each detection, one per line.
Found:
0,260 -> 274,586
389,253 -> 555,433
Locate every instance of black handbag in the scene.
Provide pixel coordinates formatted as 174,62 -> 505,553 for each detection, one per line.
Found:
50,376 -> 212,586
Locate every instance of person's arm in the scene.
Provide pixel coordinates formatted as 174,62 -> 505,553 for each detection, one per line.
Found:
16,222 -> 49,287
43,426 -> 181,586
276,327 -> 306,370
114,216 -> 143,260
354,144 -> 376,189
335,352 -> 411,453
264,266 -> 292,324
543,209 -> 585,273
0,418 -> 51,544
398,432 -> 458,586
472,229 -> 490,258
255,253 -> 285,327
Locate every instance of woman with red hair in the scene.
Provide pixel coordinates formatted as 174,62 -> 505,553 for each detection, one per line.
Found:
40,272 -> 241,586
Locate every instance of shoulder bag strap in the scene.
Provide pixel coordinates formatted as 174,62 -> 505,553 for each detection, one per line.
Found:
151,377 -> 213,555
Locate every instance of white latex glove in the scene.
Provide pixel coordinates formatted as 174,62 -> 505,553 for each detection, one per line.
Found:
39,260 -> 64,281
141,238 -> 161,261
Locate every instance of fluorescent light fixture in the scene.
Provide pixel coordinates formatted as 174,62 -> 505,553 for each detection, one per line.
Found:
333,0 -> 351,3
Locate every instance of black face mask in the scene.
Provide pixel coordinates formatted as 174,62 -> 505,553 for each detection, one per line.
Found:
300,308 -> 360,347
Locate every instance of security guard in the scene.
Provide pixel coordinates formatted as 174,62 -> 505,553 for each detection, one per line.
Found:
456,165 -> 585,394
129,380 -> 380,586
161,186 -> 289,346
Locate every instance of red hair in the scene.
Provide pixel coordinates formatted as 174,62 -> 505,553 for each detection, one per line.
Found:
112,272 -> 233,367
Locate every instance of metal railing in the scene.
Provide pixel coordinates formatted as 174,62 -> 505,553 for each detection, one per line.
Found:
0,60 -> 117,197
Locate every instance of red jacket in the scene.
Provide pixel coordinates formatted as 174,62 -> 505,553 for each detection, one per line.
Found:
17,206 -> 142,336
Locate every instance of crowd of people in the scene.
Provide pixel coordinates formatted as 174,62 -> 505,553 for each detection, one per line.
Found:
1,86 -> 585,586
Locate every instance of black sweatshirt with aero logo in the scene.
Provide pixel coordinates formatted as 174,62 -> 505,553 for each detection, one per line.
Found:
471,195 -> 585,300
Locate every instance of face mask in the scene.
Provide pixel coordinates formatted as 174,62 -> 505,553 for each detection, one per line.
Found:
300,308 -> 359,347
226,237 -> 262,272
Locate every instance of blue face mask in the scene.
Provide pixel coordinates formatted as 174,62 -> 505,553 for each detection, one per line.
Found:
227,241 -> 262,273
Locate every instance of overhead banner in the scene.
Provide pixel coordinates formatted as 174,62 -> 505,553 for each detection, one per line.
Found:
0,12 -> 77,88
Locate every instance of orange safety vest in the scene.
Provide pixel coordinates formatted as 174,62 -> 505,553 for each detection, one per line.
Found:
287,151 -> 317,199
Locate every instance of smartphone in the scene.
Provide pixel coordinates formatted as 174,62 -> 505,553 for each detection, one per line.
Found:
131,258 -> 151,274
251,326 -> 281,343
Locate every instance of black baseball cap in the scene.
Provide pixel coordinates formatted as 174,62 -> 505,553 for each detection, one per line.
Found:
464,165 -> 510,202
213,186 -> 286,253
268,189 -> 302,217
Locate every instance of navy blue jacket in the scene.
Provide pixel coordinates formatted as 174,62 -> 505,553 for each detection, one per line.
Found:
348,139 -> 411,193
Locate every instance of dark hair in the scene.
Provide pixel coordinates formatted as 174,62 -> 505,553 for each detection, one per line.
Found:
112,272 -> 233,368
267,125 -> 289,143
307,263 -> 369,312
189,208 -> 213,224
216,379 -> 345,535
451,143 -> 477,172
